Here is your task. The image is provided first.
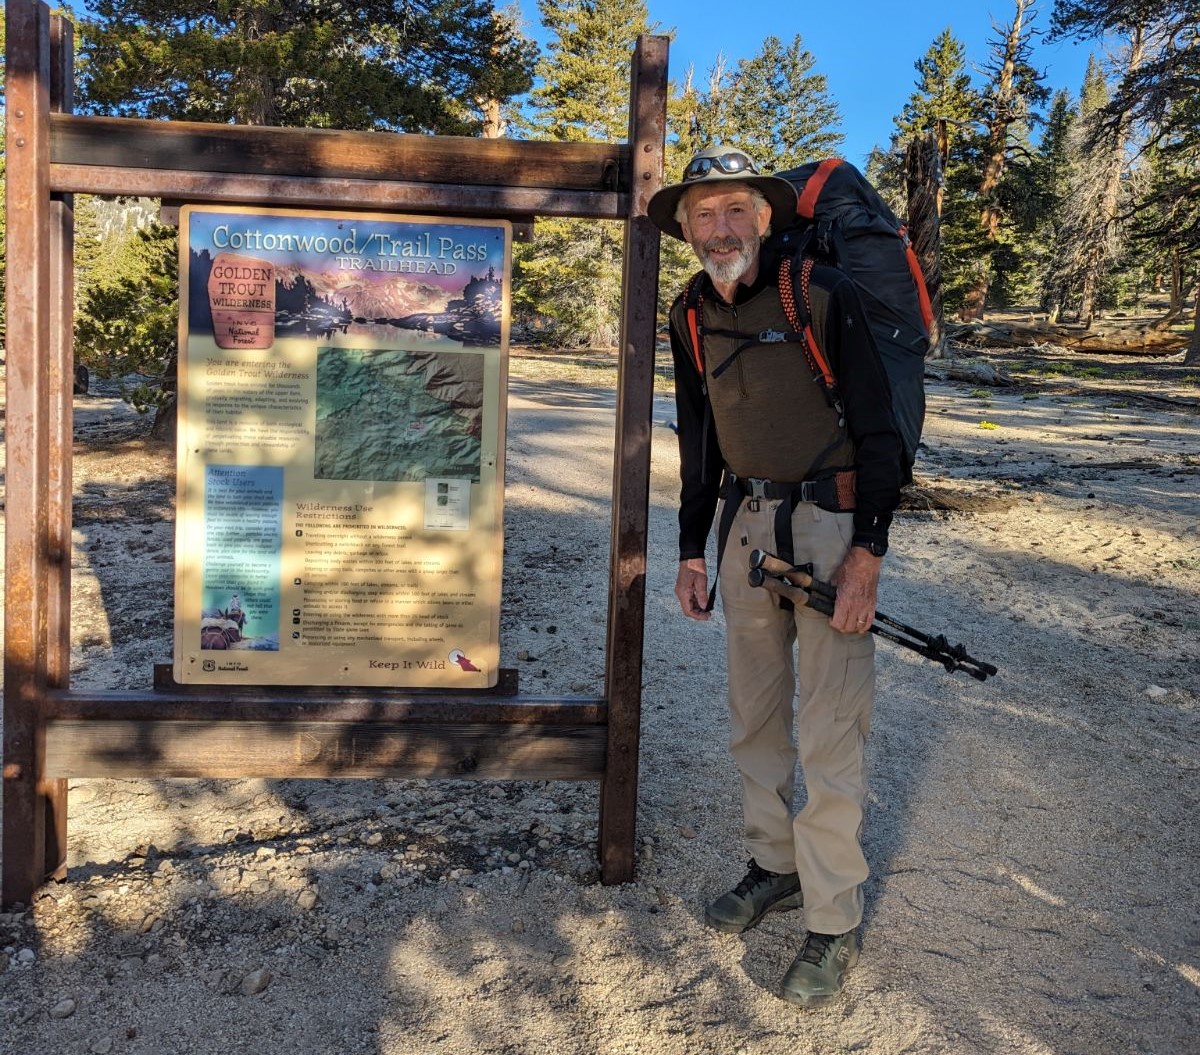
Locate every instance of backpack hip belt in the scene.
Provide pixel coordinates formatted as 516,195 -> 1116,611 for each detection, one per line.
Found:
706,468 -> 856,614
729,470 -> 856,512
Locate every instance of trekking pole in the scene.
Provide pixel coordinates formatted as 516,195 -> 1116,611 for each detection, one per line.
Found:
747,550 -> 999,682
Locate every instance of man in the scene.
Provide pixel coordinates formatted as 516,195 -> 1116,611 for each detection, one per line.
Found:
647,146 -> 903,1008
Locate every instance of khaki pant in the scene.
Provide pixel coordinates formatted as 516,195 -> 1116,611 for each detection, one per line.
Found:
719,496 -> 875,935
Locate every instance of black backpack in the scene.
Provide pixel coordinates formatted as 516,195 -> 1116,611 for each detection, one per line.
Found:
680,157 -> 932,478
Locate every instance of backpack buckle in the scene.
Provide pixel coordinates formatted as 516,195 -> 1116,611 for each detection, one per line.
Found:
758,328 -> 788,343
744,477 -> 770,500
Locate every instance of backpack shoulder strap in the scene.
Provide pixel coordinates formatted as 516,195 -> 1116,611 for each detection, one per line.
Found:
777,251 -> 846,426
681,271 -> 706,374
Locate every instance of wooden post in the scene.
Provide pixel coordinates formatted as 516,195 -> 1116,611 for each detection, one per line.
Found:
2,0 -> 55,907
41,12 -> 75,882
600,34 -> 667,885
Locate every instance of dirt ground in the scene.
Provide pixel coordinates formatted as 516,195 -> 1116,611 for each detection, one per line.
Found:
1,343 -> 1198,1055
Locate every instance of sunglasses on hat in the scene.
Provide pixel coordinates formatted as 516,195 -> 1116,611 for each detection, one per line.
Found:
683,151 -> 761,182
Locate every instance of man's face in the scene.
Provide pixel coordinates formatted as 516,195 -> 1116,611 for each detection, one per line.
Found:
680,185 -> 772,286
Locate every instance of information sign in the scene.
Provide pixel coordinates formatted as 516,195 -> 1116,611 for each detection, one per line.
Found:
173,207 -> 510,688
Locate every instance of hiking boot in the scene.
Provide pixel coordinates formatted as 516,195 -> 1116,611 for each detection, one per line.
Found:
704,859 -> 803,934
780,929 -> 860,1008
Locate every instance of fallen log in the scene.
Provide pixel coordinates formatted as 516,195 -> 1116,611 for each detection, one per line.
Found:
947,319 -> 1187,355
924,358 -> 1017,387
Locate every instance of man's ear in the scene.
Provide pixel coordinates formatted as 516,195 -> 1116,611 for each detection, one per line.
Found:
756,205 -> 772,238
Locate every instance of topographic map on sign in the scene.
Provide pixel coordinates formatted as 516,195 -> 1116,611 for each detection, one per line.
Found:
314,348 -> 484,482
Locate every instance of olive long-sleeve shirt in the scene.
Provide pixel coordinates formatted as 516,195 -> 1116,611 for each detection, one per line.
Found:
669,260 -> 903,561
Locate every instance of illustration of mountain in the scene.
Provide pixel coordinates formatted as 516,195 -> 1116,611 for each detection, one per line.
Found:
188,249 -> 503,345
275,264 -> 448,320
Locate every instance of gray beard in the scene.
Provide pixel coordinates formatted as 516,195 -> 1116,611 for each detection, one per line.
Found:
698,235 -> 760,286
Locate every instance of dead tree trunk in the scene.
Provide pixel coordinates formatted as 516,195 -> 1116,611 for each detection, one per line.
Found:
959,0 -> 1033,320
1162,247 -> 1185,322
480,98 -> 504,139
905,131 -> 946,359
1078,33 -> 1145,327
1185,283 -> 1200,368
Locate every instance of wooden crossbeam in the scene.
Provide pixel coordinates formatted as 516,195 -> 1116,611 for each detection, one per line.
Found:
50,115 -> 627,189
45,720 -> 606,781
48,115 -> 630,218
50,164 -> 626,219
44,687 -> 607,726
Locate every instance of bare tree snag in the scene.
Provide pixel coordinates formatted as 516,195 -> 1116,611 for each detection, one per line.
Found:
1185,285 -> 1200,367
905,132 -> 945,358
959,0 -> 1035,321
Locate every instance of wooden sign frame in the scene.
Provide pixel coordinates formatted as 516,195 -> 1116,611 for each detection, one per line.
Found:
1,1 -> 667,905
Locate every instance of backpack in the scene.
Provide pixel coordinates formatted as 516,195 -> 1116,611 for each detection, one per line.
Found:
680,157 -> 933,478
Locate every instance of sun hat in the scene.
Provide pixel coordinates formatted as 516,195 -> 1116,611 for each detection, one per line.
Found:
647,145 -> 798,241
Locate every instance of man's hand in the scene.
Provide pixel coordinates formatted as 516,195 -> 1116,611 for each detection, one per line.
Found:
675,558 -> 711,621
829,546 -> 882,634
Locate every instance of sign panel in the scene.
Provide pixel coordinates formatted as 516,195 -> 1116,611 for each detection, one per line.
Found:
174,207 -> 510,688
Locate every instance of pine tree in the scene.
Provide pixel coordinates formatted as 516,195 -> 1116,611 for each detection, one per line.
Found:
989,117 -> 1046,306
652,37 -> 844,319
722,35 -> 843,170
692,55 -> 734,147
80,0 -> 535,133
515,0 -> 653,347
872,28 -> 985,314
75,222 -> 181,435
530,0 -> 651,142
74,3 -> 536,429
1025,88 -> 1077,303
1052,0 -> 1200,156
895,28 -> 981,142
1131,140 -> 1200,325
73,195 -> 161,311
658,68 -> 711,312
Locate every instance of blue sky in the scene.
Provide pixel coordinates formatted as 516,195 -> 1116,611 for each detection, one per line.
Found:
518,0 -> 1108,167
69,0 -> 1107,165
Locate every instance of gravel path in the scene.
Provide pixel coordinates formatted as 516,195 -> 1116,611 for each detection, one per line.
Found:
1,356 -> 1198,1055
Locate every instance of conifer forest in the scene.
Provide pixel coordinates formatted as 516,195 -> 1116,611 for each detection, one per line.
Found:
1,0 -> 1197,420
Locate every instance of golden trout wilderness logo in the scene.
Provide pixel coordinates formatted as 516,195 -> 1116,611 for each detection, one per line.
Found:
207,253 -> 276,349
